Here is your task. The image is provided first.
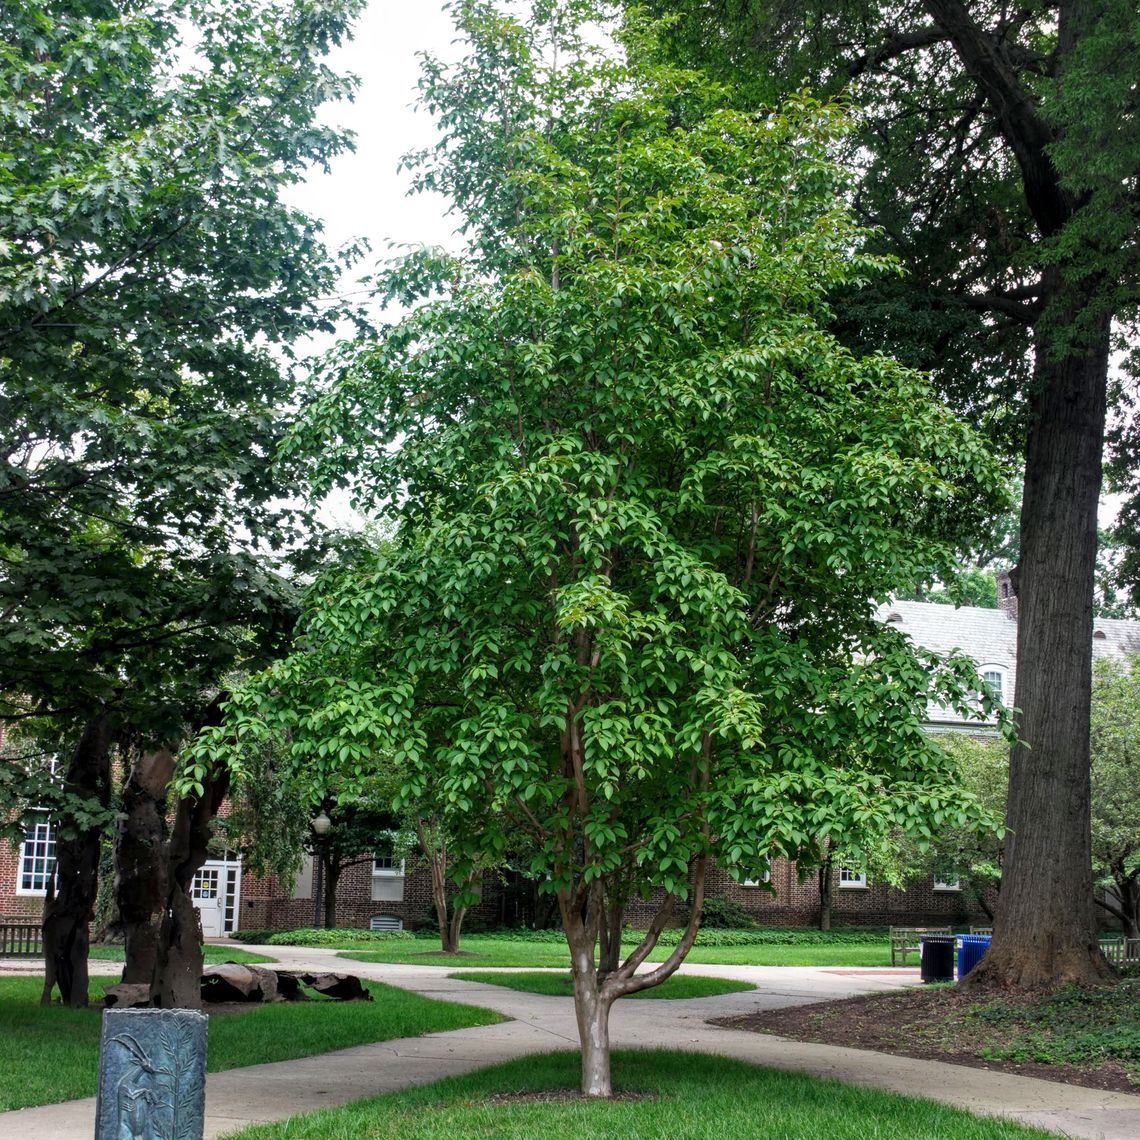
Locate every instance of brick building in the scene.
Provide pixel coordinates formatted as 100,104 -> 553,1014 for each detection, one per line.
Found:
7,576 -> 1138,934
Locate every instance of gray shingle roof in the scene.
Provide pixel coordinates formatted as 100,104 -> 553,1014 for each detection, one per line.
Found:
876,599 -> 1140,726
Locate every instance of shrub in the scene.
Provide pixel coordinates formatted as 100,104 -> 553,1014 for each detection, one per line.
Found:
265,928 -> 416,946
228,929 -> 277,945
698,895 -> 757,930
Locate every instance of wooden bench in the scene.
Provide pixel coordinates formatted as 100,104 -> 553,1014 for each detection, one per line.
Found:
890,925 -> 952,967
1100,937 -> 1140,967
0,917 -> 42,958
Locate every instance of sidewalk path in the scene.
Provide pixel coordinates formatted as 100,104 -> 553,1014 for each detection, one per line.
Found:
2,945 -> 1138,1139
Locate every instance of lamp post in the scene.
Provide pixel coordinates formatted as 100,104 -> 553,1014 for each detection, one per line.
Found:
311,810 -> 331,929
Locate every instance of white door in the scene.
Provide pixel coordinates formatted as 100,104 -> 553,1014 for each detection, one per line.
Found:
191,866 -> 225,938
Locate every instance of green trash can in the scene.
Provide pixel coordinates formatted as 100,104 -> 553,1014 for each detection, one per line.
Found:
920,934 -> 955,983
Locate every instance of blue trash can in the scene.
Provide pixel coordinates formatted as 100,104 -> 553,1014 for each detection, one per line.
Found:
956,934 -> 991,979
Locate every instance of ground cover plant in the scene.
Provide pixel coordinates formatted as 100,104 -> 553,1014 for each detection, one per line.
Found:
222,1049 -> 1054,1140
0,976 -> 502,1112
718,979 -> 1140,1093
448,971 -> 754,999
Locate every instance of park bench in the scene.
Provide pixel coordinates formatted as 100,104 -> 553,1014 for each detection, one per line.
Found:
0,916 -> 42,957
889,925 -> 952,967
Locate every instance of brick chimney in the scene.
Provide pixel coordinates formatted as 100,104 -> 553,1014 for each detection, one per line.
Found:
996,567 -> 1019,620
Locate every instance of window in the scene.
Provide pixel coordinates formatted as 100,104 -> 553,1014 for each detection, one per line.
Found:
980,667 -> 1006,705
838,864 -> 867,889
372,846 -> 405,877
18,817 -> 56,895
933,874 -> 961,891
742,867 -> 771,887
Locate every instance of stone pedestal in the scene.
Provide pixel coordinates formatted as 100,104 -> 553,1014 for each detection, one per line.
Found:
94,1007 -> 207,1140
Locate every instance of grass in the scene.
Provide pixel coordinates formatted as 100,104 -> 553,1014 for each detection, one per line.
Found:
0,974 -> 503,1112
448,971 -> 754,999
338,934 -> 890,969
221,1049 -> 1056,1140
88,944 -> 276,965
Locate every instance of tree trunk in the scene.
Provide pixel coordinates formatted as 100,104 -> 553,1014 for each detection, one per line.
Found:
323,857 -> 340,930
151,762 -> 229,1008
116,747 -> 177,984
564,904 -> 614,1097
967,281 -> 1115,989
41,714 -> 114,1007
818,860 -> 833,932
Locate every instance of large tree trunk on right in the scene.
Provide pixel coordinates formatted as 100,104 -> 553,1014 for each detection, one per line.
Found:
41,714 -> 114,1007
967,278 -> 1114,989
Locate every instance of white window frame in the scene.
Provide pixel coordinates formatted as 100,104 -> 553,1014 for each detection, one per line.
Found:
838,864 -> 867,889
933,875 -> 962,891
979,665 -> 1007,708
17,816 -> 56,896
372,853 -> 405,877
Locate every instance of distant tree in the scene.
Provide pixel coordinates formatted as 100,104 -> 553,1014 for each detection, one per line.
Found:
1090,658 -> 1140,939
195,3 -> 1011,1095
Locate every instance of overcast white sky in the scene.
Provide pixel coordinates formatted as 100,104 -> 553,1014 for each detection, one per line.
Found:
287,1 -> 462,309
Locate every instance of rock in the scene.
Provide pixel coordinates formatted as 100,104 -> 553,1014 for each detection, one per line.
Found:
102,983 -> 151,1008
299,972 -> 373,1001
201,963 -> 282,1003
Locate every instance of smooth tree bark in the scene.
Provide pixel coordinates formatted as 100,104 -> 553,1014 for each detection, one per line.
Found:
560,858 -> 709,1098
41,714 -> 114,1007
817,857 -> 834,933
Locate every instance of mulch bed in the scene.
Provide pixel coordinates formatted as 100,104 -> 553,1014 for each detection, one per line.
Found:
712,986 -> 1138,1095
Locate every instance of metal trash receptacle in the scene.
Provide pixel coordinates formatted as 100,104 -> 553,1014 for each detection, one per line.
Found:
920,934 -> 956,983
956,934 -> 992,979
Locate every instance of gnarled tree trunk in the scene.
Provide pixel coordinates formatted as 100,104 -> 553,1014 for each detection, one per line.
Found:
152,762 -> 229,1008
116,746 -> 177,984
41,714 -> 114,1007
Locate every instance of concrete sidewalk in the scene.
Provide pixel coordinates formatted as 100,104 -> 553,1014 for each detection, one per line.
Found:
2,948 -> 1139,1139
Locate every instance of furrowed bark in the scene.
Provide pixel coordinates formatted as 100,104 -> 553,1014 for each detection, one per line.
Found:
967,277 -> 1115,989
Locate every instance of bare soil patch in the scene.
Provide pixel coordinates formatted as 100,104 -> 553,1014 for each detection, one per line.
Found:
712,984 -> 1140,1095
483,1089 -> 659,1104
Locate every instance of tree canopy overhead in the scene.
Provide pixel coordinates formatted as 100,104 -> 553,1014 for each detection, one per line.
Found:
641,0 -> 1137,988
0,0 -> 365,732
197,0 -> 1012,1093
0,0 -> 366,1007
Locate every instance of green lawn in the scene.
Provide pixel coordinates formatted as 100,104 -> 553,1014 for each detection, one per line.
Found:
88,944 -> 276,965
0,975 -> 503,1112
339,935 -> 890,969
222,1049 -> 1055,1140
449,971 -> 754,999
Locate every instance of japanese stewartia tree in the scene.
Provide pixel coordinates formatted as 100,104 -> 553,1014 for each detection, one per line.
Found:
0,0 -> 364,1005
193,0 -> 1012,1095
